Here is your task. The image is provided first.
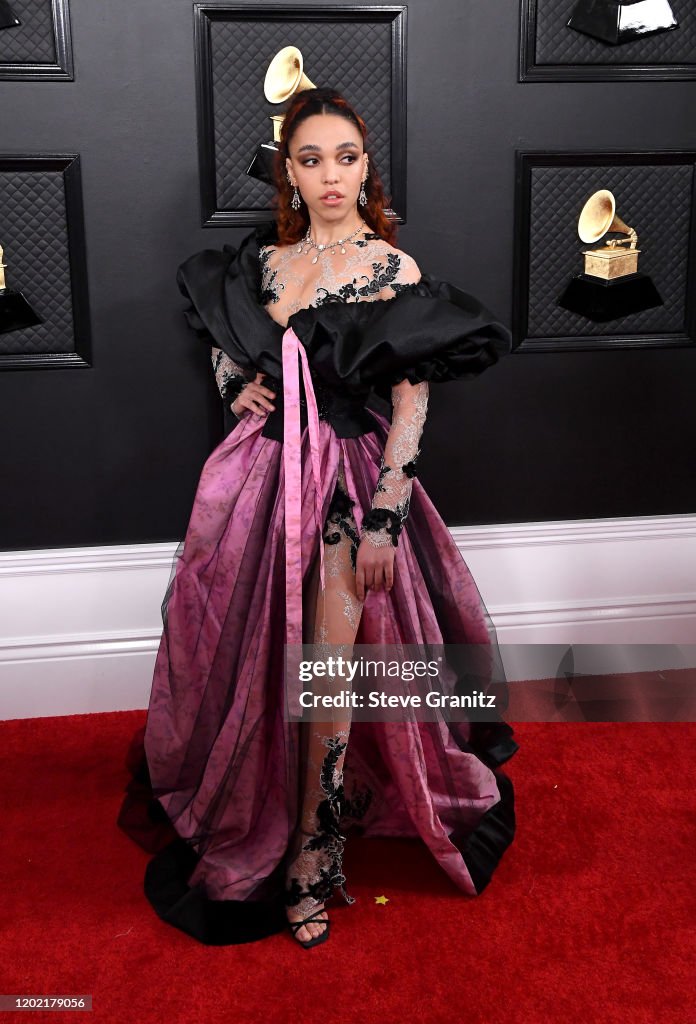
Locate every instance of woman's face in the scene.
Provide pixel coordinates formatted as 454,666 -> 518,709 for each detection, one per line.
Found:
286,113 -> 367,222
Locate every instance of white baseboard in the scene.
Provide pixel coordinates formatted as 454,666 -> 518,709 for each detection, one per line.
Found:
1,513 -> 695,720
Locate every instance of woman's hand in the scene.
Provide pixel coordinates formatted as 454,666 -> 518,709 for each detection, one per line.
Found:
355,539 -> 396,601
231,372 -> 276,418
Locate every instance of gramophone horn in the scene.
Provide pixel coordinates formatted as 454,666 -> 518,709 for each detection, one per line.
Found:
264,46 -> 316,104
578,189 -> 636,248
248,45 -> 317,180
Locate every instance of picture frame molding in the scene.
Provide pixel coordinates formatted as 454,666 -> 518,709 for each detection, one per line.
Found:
0,152 -> 92,370
519,0 -> 696,83
512,148 -> 696,352
0,0 -> 74,82
192,3 -> 408,227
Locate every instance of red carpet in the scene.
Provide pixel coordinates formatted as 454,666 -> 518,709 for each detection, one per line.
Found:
2,711 -> 694,1023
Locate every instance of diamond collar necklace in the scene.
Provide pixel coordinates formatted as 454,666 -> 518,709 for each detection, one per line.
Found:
297,219 -> 368,263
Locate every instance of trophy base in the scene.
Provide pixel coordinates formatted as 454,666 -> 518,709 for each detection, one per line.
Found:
583,246 -> 640,280
246,142 -> 280,187
568,0 -> 678,46
0,289 -> 43,335
557,272 -> 663,322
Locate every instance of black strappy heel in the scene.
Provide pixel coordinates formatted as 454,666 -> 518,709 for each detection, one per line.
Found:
288,908 -> 331,949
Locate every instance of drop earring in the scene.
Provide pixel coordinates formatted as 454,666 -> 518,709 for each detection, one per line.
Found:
359,174 -> 368,207
288,173 -> 301,211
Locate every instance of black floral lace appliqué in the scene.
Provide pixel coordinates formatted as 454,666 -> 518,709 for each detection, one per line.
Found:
402,454 -> 420,478
322,481 -> 360,572
389,280 -> 421,296
361,451 -> 418,546
285,734 -> 356,909
314,252 -> 402,305
258,246 -> 283,305
341,782 -> 373,824
354,232 -> 381,247
360,506 -> 404,546
375,450 -> 421,485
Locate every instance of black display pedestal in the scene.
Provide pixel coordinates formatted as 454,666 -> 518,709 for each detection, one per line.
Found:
557,272 -> 663,322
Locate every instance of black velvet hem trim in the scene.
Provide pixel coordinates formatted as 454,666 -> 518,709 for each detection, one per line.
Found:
449,770 -> 516,896
143,838 -> 287,946
116,731 -> 288,946
467,720 -> 520,771
444,719 -> 518,895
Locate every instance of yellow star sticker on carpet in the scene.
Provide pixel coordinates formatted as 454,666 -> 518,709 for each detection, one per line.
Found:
374,895 -> 389,905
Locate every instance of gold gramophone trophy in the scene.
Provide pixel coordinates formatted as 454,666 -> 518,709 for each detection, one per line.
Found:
246,45 -> 317,186
557,189 -> 662,322
0,243 -> 43,334
568,0 -> 678,45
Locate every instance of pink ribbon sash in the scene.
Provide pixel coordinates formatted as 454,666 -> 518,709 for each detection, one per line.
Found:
282,326 -> 326,647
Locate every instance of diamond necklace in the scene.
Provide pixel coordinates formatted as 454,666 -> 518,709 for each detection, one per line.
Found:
297,219 -> 368,263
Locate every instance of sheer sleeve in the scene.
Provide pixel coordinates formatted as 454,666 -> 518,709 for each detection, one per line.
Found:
360,251 -> 427,549
360,376 -> 429,548
211,345 -> 252,418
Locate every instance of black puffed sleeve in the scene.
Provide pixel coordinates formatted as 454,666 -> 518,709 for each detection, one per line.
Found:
175,223 -> 285,382
287,274 -> 511,393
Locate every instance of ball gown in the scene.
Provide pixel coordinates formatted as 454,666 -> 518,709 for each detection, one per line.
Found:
116,219 -> 519,945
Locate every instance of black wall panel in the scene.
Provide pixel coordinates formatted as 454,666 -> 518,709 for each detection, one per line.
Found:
0,0 -> 694,551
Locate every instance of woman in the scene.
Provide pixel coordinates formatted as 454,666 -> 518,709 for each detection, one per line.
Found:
118,86 -> 519,949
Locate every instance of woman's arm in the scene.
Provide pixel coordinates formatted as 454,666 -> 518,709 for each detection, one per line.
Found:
360,378 -> 429,547
212,345 -> 278,420
211,346 -> 251,417
360,249 -> 428,549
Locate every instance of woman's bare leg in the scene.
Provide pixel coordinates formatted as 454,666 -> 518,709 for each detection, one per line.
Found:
286,452 -> 364,943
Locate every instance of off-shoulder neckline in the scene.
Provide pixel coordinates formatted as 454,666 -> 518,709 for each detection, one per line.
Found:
261,281 -> 427,333
253,229 -> 425,330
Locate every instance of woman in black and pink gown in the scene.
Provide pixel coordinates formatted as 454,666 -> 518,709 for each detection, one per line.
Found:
117,86 -> 518,949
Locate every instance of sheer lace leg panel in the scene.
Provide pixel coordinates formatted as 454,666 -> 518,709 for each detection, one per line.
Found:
285,453 -> 364,940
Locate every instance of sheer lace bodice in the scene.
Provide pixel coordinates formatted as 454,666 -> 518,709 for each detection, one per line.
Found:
258,230 -> 420,325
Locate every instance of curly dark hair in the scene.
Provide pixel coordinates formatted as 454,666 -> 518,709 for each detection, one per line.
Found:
271,86 -> 397,246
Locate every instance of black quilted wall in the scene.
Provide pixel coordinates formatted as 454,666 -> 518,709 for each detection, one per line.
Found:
0,0 -> 694,550
0,156 -> 90,362
536,0 -> 692,66
209,14 -> 395,216
0,0 -> 56,65
1,167 -> 74,350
